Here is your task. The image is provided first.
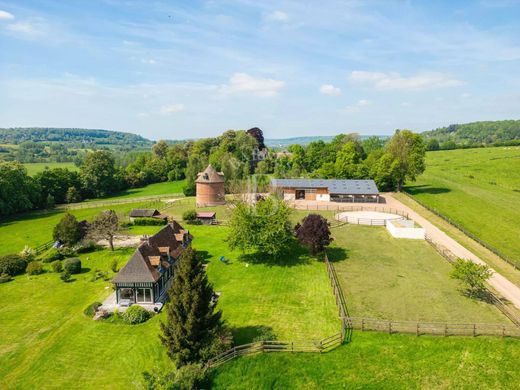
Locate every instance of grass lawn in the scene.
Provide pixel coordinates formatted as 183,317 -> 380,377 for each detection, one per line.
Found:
0,224 -> 339,388
211,331 -> 520,389
23,162 -> 79,176
0,200 -> 165,255
84,180 -> 186,202
405,147 -> 520,264
330,224 -> 508,324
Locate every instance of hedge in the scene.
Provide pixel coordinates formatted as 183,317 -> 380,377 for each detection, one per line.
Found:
0,254 -> 27,276
132,217 -> 167,226
63,258 -> 82,274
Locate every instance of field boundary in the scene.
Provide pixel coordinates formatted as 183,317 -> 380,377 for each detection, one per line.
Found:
401,191 -> 519,269
206,253 -> 353,369
57,193 -> 185,210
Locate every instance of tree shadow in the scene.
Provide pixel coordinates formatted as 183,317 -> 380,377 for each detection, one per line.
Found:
405,185 -> 451,195
326,246 -> 349,263
80,267 -> 91,274
195,250 -> 212,264
237,239 -> 312,267
231,325 -> 277,345
461,288 -> 495,304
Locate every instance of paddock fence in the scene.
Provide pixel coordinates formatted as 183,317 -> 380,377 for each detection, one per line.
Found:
401,191 -> 519,270
346,317 -> 520,338
289,203 -> 409,220
425,235 -> 520,327
57,193 -> 185,210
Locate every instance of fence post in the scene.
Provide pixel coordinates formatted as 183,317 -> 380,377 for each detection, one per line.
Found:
361,318 -> 364,332
416,323 -> 419,336
444,323 -> 448,337
473,324 -> 476,337
502,325 -> 505,337
388,321 -> 392,334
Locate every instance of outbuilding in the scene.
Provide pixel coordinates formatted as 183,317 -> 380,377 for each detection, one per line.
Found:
271,178 -> 380,203
129,209 -> 167,222
196,211 -> 217,225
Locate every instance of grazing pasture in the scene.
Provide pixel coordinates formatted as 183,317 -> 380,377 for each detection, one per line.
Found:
405,147 -> 520,264
84,180 -> 186,202
23,162 -> 79,175
331,225 -> 508,324
211,332 -> 520,389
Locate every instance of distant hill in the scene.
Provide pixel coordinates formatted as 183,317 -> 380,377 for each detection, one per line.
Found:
265,135 -> 387,148
422,120 -> 520,148
0,128 -> 153,149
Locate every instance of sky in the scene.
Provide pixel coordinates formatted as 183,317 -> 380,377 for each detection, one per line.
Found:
1,0 -> 520,140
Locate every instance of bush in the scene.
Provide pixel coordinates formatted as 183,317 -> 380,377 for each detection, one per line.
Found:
84,301 -> 102,317
122,305 -> 152,324
132,217 -> 166,226
53,213 -> 83,245
51,260 -> 63,273
90,269 -> 109,282
182,209 -> 198,222
0,254 -> 27,276
58,247 -> 77,258
74,241 -> 99,254
20,246 -> 36,263
41,248 -> 63,263
26,261 -> 44,275
60,270 -> 71,282
174,363 -> 208,389
63,258 -> 82,274
0,273 -> 13,283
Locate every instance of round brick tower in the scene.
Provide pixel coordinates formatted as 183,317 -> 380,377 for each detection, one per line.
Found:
196,165 -> 226,207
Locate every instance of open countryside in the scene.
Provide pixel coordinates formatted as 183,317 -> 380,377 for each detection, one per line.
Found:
406,147 -> 520,263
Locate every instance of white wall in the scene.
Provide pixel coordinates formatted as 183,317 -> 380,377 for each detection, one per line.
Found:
316,194 -> 330,201
386,220 -> 425,239
284,193 -> 295,200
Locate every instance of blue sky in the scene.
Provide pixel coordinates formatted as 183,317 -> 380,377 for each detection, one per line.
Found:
1,0 -> 520,140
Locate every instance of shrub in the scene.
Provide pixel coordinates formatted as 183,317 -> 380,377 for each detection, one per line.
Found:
60,270 -> 71,282
111,259 -> 118,273
132,217 -> 166,226
84,301 -> 102,317
53,213 -> 83,245
58,247 -> 77,258
51,260 -> 63,273
0,273 -> 13,283
123,305 -> 152,324
451,258 -> 492,297
26,261 -> 44,275
63,258 -> 82,274
182,209 -> 198,222
74,241 -> 99,254
0,254 -> 27,276
41,248 -> 63,263
174,363 -> 208,389
20,246 -> 36,263
90,269 -> 109,282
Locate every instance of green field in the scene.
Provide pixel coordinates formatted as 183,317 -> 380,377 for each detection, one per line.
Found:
211,332 -> 520,389
0,224 -> 339,388
331,225 -> 507,323
23,162 -> 79,175
405,147 -> 520,263
84,180 -> 186,202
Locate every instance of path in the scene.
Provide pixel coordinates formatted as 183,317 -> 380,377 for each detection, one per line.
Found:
380,193 -> 520,310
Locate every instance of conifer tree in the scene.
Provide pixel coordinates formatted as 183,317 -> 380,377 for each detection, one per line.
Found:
160,247 -> 223,367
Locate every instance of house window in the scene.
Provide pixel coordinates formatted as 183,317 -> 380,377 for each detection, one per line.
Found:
136,288 -> 153,303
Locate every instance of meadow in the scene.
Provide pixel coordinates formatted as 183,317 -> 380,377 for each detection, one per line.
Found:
23,162 -> 79,175
405,147 -> 520,264
84,180 -> 186,202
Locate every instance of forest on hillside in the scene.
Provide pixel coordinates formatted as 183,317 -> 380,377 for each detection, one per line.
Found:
422,120 -> 520,150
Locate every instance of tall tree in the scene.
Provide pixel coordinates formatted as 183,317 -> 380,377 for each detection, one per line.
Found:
87,210 -> 119,250
80,151 -> 117,197
160,247 -> 224,367
385,130 -> 426,191
53,213 -> 83,245
334,142 -> 363,179
0,161 -> 41,216
152,140 -> 169,159
295,214 -> 333,256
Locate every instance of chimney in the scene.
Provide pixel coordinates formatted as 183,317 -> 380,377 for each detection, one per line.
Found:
140,234 -> 149,245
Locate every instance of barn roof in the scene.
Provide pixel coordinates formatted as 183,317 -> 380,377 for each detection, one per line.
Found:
129,209 -> 161,218
196,212 -> 216,218
196,164 -> 225,183
271,179 -> 379,195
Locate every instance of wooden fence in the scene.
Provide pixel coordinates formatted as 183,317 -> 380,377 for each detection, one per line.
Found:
289,203 -> 409,219
347,317 -> 520,338
425,235 -> 520,327
57,193 -> 185,210
402,191 -> 519,270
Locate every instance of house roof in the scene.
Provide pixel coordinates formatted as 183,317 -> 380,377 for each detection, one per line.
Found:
196,164 -> 225,184
196,211 -> 216,218
129,209 -> 160,218
271,179 -> 379,195
112,221 -> 191,284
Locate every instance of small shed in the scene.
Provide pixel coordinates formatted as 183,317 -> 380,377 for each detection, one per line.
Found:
196,211 -> 216,225
129,209 -> 167,222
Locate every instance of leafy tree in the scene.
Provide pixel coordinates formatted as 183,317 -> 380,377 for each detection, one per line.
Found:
385,130 -> 426,190
451,259 -> 492,297
80,150 -> 117,197
295,214 -> 333,256
160,247 -> 225,367
362,136 -> 386,155
152,140 -> 169,159
65,186 -> 82,203
0,162 -> 41,216
334,142 -> 363,178
34,168 -> 82,204
53,213 -> 83,245
87,210 -> 119,251
426,138 -> 440,151
45,194 -> 55,209
228,197 -> 293,257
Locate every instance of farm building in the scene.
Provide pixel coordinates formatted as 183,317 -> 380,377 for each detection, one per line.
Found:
129,209 -> 167,222
196,211 -> 217,225
271,178 -> 380,203
196,164 -> 226,207
112,221 -> 192,307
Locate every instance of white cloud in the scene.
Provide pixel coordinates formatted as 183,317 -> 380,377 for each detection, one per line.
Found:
142,58 -> 156,65
220,72 -> 285,97
320,84 -> 341,96
266,10 -> 289,22
344,99 -> 371,113
6,22 -> 35,34
349,71 -> 463,90
0,10 -> 14,20
160,103 -> 185,115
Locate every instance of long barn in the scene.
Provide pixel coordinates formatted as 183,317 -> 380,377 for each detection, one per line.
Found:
271,178 -> 380,203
